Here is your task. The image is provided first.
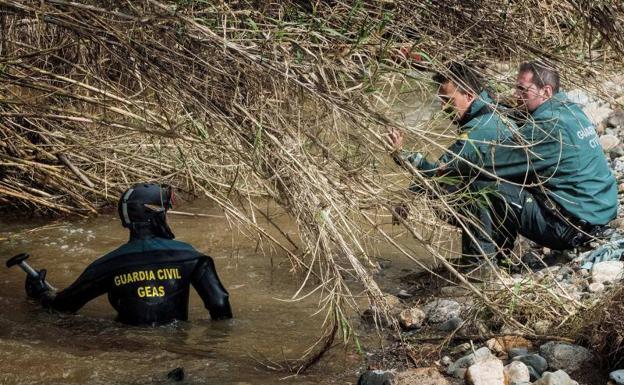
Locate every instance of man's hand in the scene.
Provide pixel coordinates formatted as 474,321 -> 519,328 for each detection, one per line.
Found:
387,128 -> 404,153
25,269 -> 50,300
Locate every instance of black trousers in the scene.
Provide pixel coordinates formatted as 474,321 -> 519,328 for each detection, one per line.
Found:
459,181 -> 584,259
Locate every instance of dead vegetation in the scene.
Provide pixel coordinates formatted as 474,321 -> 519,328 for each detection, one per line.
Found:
1,0 -> 624,371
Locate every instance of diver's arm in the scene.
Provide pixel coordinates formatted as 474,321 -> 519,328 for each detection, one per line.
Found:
191,256 -> 232,320
44,264 -> 111,313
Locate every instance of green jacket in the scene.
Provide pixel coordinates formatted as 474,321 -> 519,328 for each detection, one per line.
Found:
398,91 -> 514,178
457,92 -> 617,225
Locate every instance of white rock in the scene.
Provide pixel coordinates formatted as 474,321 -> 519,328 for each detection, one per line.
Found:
465,358 -> 505,385
567,89 -> 592,106
533,370 -> 578,385
446,347 -> 492,376
504,361 -> 530,383
610,369 -> 624,385
588,282 -> 605,293
592,261 -> 624,284
583,102 -> 614,127
600,134 -> 620,151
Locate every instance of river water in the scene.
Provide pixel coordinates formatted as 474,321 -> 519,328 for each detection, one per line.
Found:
0,200 -> 372,385
0,89 -> 446,385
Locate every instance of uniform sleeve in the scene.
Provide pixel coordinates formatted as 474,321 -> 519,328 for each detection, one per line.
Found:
455,121 -> 563,180
191,256 -> 232,320
46,263 -> 111,313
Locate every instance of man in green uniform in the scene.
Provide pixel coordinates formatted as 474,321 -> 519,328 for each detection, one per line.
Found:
389,62 -> 516,259
448,61 -> 617,259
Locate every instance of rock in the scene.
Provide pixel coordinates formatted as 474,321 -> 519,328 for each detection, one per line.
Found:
607,109 -> 624,128
167,367 -> 185,381
533,370 -> 578,385
527,365 -> 540,382
583,102 -> 613,127
486,336 -> 532,355
600,134 -> 621,151
357,370 -> 394,385
533,320 -> 552,335
441,356 -> 453,366
383,294 -> 402,308
592,261 -> 624,284
465,358 -> 506,385
396,289 -> 412,299
446,347 -> 492,377
610,369 -> 624,385
508,348 -> 529,359
539,342 -> 593,372
439,285 -> 470,297
423,299 -> 461,324
513,353 -> 548,375
436,316 -> 463,332
451,343 -> 472,355
393,367 -> 450,385
567,89 -> 592,107
588,282 -> 605,293
398,307 -> 425,330
504,361 -> 530,384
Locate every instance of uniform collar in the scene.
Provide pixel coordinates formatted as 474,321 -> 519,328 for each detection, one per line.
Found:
457,90 -> 493,130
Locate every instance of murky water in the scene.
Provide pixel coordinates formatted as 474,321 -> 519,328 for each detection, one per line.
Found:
0,87 -> 451,385
0,201 -> 373,385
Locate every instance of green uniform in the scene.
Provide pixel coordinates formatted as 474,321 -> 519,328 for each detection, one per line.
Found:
457,92 -> 617,225
398,91 -> 514,179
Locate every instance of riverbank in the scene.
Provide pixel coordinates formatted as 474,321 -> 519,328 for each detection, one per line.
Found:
356,81 -> 624,385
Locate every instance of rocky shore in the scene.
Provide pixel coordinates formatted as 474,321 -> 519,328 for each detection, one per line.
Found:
357,82 -> 624,385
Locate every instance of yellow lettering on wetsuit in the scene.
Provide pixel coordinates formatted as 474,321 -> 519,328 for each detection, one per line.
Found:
137,286 -> 166,297
113,267 -> 181,299
156,268 -> 181,280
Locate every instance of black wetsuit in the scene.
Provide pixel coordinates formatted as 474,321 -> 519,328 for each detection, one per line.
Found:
45,236 -> 232,326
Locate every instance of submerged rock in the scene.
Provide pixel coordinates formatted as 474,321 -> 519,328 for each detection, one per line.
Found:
423,299 -> 461,324
539,342 -> 593,372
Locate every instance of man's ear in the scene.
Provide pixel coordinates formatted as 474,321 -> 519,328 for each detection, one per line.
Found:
542,85 -> 554,99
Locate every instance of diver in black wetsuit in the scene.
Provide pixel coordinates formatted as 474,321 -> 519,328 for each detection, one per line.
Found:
25,183 -> 233,326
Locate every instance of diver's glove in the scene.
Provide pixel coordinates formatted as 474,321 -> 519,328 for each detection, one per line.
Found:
25,269 -> 51,300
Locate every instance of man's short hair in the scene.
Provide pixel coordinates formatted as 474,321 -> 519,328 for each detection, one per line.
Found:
518,61 -> 560,93
432,62 -> 484,95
